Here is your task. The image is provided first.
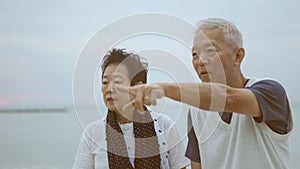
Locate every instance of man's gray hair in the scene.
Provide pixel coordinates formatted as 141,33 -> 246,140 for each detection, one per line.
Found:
196,18 -> 243,49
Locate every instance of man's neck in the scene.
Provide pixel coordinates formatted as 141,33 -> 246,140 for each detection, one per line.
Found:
227,74 -> 248,88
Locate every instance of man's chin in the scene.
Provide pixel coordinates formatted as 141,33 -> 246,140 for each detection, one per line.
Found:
200,76 -> 210,82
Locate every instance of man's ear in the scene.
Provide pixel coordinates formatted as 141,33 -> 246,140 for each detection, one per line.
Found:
234,48 -> 245,66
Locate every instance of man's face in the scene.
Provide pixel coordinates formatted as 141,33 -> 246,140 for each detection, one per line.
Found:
192,28 -> 235,83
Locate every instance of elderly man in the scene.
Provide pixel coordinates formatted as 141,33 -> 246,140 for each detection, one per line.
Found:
119,18 -> 293,169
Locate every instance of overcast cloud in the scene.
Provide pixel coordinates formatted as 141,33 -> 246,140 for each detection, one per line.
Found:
0,0 -> 299,108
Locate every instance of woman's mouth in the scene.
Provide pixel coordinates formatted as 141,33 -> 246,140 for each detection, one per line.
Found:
106,98 -> 114,102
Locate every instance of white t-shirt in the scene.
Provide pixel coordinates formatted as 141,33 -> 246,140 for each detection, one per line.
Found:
189,78 -> 293,169
73,111 -> 189,169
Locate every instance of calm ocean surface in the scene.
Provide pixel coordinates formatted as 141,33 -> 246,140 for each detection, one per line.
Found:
0,102 -> 299,169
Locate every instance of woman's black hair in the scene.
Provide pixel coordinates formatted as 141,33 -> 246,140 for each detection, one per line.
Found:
101,48 -> 148,85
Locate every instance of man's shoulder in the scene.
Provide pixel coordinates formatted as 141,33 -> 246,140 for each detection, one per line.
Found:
248,78 -> 287,94
249,77 -> 282,87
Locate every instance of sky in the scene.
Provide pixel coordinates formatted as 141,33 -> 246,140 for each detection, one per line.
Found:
0,0 -> 300,109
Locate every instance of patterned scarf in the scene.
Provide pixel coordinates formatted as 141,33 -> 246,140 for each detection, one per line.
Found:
106,109 -> 161,169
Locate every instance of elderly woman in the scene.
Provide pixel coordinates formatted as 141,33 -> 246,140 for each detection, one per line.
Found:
73,48 -> 189,169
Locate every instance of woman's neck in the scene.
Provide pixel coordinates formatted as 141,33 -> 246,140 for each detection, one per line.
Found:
114,110 -> 133,124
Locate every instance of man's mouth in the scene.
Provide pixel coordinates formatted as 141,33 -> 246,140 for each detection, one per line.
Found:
197,67 -> 209,76
200,71 -> 208,75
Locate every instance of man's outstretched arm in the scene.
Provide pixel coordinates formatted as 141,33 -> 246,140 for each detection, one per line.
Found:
118,82 -> 261,117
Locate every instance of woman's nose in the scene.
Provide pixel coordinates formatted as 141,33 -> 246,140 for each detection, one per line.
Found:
106,83 -> 114,93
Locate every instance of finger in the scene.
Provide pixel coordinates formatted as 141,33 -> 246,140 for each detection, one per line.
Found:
123,100 -> 136,112
143,95 -> 151,106
149,92 -> 157,106
143,87 -> 152,106
156,89 -> 165,98
123,100 -> 146,115
149,88 -> 164,105
135,89 -> 144,112
114,84 -> 135,96
149,97 -> 157,106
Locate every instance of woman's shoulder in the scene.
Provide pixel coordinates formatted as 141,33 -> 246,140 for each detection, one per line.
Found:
80,118 -> 107,145
83,118 -> 106,134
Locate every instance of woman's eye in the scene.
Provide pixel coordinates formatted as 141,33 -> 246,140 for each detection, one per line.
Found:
114,80 -> 122,84
113,77 -> 124,84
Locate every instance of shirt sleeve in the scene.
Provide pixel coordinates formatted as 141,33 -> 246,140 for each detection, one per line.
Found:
185,110 -> 201,163
247,79 -> 291,134
72,132 -> 94,169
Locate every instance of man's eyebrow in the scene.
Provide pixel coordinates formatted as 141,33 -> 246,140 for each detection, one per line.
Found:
208,40 -> 221,49
192,41 -> 217,51
203,41 -> 215,47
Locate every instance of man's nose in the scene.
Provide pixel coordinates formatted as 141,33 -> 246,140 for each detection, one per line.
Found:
196,56 -> 207,66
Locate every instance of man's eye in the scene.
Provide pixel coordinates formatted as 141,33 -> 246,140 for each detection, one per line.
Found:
192,53 -> 199,60
102,81 -> 108,85
207,48 -> 216,52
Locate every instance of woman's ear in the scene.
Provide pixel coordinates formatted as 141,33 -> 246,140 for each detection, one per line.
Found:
134,81 -> 144,85
234,48 -> 245,66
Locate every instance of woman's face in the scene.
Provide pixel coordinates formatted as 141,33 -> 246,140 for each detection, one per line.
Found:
101,63 -> 132,113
